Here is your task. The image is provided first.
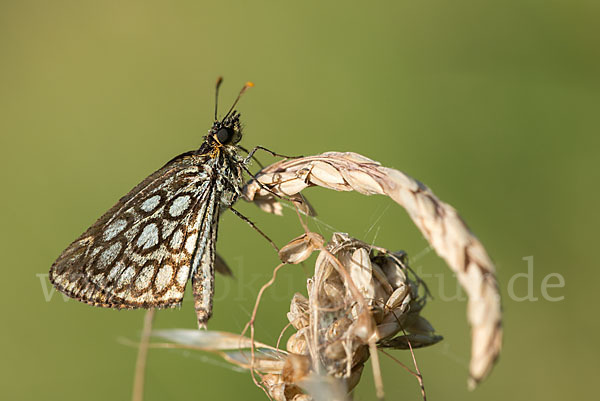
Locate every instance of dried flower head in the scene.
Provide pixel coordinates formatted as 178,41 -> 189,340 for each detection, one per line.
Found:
272,232 -> 441,400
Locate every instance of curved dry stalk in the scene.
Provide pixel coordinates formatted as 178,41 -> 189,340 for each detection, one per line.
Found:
244,152 -> 502,387
381,349 -> 426,401
240,262 -> 288,398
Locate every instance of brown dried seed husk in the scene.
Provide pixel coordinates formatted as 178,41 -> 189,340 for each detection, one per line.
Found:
244,152 -> 502,386
385,283 -> 410,311
288,293 -> 310,330
369,305 -> 385,325
403,315 -> 436,335
370,261 -> 394,296
282,354 -> 312,384
326,317 -> 353,342
344,364 -> 365,393
287,331 -> 308,355
224,353 -> 286,374
343,248 -> 375,301
262,374 -> 286,401
376,315 -> 409,341
324,340 -> 347,360
322,280 -> 345,306
351,345 -> 370,368
379,255 -> 408,290
379,333 -> 444,349
279,232 -> 325,264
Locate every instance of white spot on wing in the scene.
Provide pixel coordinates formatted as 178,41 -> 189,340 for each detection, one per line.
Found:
135,265 -> 155,290
137,223 -> 159,249
170,229 -> 184,250
169,195 -> 191,217
185,233 -> 197,254
176,265 -> 190,287
162,220 -> 177,238
141,194 -> 161,212
104,219 -> 127,241
108,262 -> 125,281
117,265 -> 136,287
161,287 -> 183,301
98,242 -> 122,268
154,265 -> 173,293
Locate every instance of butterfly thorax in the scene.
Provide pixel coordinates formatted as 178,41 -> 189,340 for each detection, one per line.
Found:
196,144 -> 244,209
195,112 -> 245,208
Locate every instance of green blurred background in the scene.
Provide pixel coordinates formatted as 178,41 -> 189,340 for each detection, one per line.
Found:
1,0 -> 598,400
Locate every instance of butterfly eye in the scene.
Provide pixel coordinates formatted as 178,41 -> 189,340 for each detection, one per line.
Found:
216,128 -> 233,144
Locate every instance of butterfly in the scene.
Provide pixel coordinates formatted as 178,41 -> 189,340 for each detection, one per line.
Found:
49,78 -> 270,327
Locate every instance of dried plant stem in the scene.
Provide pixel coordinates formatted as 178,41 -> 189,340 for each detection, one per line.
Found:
121,339 -> 214,352
132,308 -> 155,401
390,310 -> 427,400
276,321 -> 294,352
379,349 -> 417,376
241,262 -> 287,398
292,199 -> 311,234
380,350 -> 426,401
405,335 -> 426,401
369,341 -> 385,400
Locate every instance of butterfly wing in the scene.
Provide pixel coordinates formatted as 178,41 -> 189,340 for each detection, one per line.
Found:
190,174 -> 220,326
49,152 -> 214,309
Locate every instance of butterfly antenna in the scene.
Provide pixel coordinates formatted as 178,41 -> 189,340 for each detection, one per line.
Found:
214,76 -> 223,121
223,81 -> 254,121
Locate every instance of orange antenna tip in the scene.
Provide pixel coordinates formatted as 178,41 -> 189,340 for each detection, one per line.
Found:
222,80 -> 254,120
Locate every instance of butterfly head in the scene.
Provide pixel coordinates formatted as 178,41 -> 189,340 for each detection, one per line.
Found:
209,78 -> 253,148
209,112 -> 242,146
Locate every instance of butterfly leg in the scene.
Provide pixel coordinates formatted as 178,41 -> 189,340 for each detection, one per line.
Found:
230,207 -> 279,252
242,146 -> 302,165
237,145 -> 265,168
239,163 -> 316,216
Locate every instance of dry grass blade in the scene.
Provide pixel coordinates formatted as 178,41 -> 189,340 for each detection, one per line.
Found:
244,152 -> 502,387
152,329 -> 276,351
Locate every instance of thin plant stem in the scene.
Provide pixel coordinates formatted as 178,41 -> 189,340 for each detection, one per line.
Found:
403,330 -> 427,401
380,349 -> 418,376
132,308 -> 155,401
240,262 -> 287,400
389,309 -> 427,401
369,340 -> 385,400
276,321 -> 293,353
